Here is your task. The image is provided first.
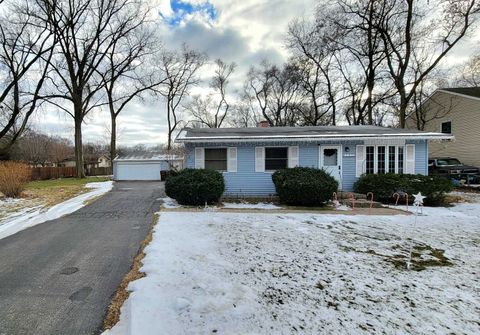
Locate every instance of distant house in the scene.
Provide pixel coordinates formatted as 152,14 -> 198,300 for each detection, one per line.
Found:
407,87 -> 480,167
175,125 -> 451,197
58,155 -> 111,169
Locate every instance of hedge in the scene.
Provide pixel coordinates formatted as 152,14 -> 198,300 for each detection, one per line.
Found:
165,168 -> 225,206
272,167 -> 338,206
353,173 -> 454,206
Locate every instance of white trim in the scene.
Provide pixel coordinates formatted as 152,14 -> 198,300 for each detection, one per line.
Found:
288,146 -> 299,168
319,145 -> 342,189
355,145 -> 365,177
405,144 -> 416,174
177,134 -> 453,143
440,120 -> 452,134
227,147 -> 237,173
437,89 -> 480,102
255,147 -> 265,172
194,147 -> 205,169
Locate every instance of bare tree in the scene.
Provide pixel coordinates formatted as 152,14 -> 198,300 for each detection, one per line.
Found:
30,0 -> 148,177
155,45 -> 207,150
0,0 -> 54,155
101,22 -> 164,161
11,131 -> 52,166
186,59 -> 236,128
376,0 -> 479,128
245,61 -> 303,126
456,53 -> 480,86
48,136 -> 73,165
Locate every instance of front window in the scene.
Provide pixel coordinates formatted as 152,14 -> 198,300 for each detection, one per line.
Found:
388,146 -> 396,173
441,121 -> 452,134
365,145 -> 405,174
437,158 -> 461,166
377,146 -> 386,174
366,146 -> 375,174
265,147 -> 288,170
205,148 -> 227,171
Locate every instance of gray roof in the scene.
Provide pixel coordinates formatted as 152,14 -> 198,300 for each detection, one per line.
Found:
114,152 -> 183,161
176,125 -> 452,143
440,87 -> 480,99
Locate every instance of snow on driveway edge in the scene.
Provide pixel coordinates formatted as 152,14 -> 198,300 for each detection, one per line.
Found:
0,181 -> 113,240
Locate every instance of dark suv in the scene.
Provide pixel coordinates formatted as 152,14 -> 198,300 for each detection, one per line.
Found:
429,157 -> 480,183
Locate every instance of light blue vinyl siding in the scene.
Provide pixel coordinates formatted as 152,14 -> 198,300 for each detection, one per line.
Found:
407,139 -> 428,175
185,139 -> 429,196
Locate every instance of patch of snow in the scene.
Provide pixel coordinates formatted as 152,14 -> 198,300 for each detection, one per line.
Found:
222,201 -> 281,210
106,200 -> 480,335
160,197 -> 181,208
0,181 -> 113,240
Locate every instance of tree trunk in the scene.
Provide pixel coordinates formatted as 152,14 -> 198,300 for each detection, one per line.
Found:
73,101 -> 85,178
399,96 -> 407,128
110,114 -> 117,162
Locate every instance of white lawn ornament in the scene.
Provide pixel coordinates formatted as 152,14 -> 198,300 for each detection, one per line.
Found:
406,192 -> 425,270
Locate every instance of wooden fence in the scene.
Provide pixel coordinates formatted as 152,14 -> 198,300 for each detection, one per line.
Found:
86,167 -> 112,176
30,167 -> 77,180
30,166 -> 112,180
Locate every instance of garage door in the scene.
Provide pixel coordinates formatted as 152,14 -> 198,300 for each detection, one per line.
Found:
114,162 -> 162,181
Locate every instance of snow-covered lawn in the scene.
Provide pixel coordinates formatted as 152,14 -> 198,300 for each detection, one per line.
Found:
0,181 -> 113,240
107,195 -> 480,335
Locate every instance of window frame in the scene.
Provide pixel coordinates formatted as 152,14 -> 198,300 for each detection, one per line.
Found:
365,145 -> 405,175
204,148 -> 228,172
440,120 -> 452,134
264,147 -> 289,172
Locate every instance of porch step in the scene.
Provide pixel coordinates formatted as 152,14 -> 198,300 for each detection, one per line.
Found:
340,199 -> 383,208
336,191 -> 367,200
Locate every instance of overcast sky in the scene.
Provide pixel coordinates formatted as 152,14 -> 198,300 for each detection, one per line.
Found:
32,0 -> 478,147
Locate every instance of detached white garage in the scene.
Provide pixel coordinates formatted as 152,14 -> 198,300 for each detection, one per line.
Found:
113,154 -> 183,181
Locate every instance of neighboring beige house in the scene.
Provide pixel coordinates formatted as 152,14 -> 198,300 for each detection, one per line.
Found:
407,87 -> 480,167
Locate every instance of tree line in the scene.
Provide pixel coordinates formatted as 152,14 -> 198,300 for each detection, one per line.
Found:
1,0 -> 479,178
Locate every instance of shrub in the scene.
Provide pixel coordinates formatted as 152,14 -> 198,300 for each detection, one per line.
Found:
165,168 -> 225,206
272,167 -> 339,206
353,173 -> 454,206
0,161 -> 31,198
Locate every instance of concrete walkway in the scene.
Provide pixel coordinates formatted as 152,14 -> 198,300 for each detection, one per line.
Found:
0,181 -> 164,335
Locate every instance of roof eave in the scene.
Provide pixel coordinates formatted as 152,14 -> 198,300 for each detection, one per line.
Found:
176,134 -> 454,143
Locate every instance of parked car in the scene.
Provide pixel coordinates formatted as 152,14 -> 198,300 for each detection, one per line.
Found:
428,157 -> 480,184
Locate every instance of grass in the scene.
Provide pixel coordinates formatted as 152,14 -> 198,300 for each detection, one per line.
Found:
0,177 -> 111,220
24,177 -> 111,206
103,214 -> 158,331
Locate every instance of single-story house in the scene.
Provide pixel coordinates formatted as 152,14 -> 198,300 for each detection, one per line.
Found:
175,125 -> 452,197
406,87 -> 480,167
113,153 -> 183,181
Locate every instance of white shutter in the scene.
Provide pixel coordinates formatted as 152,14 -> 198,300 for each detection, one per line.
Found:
255,147 -> 265,172
227,147 -> 237,172
356,145 -> 365,177
194,147 -> 204,169
405,144 -> 415,174
288,146 -> 299,168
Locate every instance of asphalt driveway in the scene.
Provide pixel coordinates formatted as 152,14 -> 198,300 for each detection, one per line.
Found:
0,181 -> 164,335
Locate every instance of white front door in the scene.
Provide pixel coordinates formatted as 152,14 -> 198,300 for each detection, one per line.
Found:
319,145 -> 342,188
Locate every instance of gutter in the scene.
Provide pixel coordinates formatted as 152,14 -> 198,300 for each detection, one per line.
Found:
175,134 -> 454,144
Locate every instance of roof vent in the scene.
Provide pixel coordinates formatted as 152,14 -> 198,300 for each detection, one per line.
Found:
257,120 -> 270,128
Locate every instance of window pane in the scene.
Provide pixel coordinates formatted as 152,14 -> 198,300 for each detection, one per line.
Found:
377,146 -> 386,174
441,121 -> 452,134
388,146 -> 396,173
366,146 -> 374,174
205,148 -> 227,160
265,147 -> 288,159
398,147 -> 404,174
323,149 -> 338,166
205,148 -> 227,171
265,147 -> 288,170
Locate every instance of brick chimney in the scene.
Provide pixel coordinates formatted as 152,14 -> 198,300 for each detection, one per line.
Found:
257,120 -> 270,128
